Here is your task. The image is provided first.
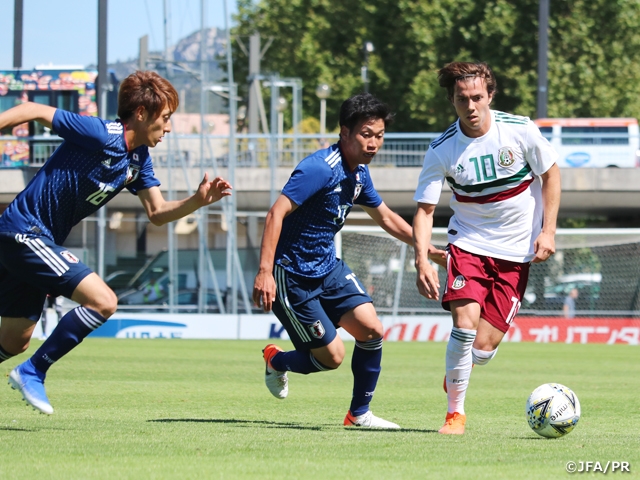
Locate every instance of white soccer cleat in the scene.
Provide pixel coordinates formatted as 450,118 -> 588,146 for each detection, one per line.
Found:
344,410 -> 400,429
262,344 -> 288,399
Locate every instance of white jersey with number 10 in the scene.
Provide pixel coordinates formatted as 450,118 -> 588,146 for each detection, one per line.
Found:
414,110 -> 558,263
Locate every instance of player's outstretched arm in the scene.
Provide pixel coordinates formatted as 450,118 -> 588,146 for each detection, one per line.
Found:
0,102 -> 56,131
252,195 -> 297,312
533,163 -> 561,263
361,202 -> 447,266
137,173 -> 232,226
362,201 -> 413,245
413,202 -> 441,300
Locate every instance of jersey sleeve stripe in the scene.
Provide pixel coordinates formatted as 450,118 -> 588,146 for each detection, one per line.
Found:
446,164 -> 532,193
430,124 -> 458,149
494,112 -> 529,125
106,122 -> 124,134
324,149 -> 341,168
453,178 -> 534,204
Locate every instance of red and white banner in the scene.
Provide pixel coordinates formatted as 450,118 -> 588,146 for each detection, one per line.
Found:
30,313 -> 639,344
507,316 -> 640,345
381,315 -> 640,345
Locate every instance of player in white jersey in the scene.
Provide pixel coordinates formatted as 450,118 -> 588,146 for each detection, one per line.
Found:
412,62 -> 561,434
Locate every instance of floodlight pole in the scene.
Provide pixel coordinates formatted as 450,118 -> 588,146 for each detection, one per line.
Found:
537,0 -> 549,119
13,0 -> 23,69
224,0 -> 239,314
97,0 -> 109,280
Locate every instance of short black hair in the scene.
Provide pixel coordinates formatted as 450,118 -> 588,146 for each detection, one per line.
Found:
339,93 -> 394,132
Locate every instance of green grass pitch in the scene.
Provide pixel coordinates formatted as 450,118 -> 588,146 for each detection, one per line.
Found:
0,339 -> 638,479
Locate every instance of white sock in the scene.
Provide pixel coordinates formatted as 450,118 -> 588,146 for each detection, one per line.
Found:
472,347 -> 498,366
445,327 -> 476,415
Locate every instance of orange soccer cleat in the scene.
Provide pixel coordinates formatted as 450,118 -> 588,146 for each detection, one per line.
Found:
438,412 -> 466,435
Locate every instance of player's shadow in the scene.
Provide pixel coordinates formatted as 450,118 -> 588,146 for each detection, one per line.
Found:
344,427 -> 438,434
0,426 -> 37,432
149,418 -> 437,433
149,418 -> 324,431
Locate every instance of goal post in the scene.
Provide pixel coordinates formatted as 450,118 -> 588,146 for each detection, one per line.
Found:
337,226 -> 640,316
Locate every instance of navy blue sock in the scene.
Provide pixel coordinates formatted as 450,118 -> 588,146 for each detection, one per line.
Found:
0,344 -> 15,364
349,338 -> 383,416
31,306 -> 107,373
271,350 -> 332,374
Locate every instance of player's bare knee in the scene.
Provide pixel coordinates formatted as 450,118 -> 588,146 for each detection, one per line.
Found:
356,324 -> 383,342
85,290 -> 118,318
0,338 -> 30,355
472,346 -> 498,366
323,353 -> 343,369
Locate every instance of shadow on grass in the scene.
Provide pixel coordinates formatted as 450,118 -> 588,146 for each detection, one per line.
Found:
343,427 -> 438,434
514,436 -> 553,440
0,426 -> 37,432
149,418 -> 437,433
149,418 -> 324,431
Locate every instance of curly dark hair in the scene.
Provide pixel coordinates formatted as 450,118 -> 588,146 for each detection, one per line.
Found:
438,62 -> 497,100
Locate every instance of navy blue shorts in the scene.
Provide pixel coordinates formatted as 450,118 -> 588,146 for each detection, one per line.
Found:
0,232 -> 92,321
272,259 -> 372,350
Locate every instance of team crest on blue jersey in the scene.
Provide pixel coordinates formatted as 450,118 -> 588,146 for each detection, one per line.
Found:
353,183 -> 363,201
498,147 -> 516,167
125,164 -> 141,185
451,275 -> 466,290
60,250 -> 79,264
309,320 -> 326,339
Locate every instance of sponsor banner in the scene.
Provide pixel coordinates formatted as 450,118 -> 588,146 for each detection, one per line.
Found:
510,316 -> 640,345
30,313 -> 637,345
88,313 -> 239,339
381,315 -> 640,345
79,313 -> 355,341
381,315 -> 452,342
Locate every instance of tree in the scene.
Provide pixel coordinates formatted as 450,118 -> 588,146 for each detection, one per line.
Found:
233,0 -> 640,132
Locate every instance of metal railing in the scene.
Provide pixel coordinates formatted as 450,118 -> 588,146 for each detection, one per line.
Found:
2,131 -> 639,169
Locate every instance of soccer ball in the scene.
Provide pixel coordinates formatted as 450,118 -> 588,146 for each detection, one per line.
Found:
525,383 -> 581,438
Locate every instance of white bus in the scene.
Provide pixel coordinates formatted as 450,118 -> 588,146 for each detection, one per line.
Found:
534,118 -> 640,168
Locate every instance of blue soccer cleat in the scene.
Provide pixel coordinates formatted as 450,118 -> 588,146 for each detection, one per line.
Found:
8,359 -> 54,415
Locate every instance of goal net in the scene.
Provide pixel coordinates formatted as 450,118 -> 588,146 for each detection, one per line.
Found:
337,226 -> 640,316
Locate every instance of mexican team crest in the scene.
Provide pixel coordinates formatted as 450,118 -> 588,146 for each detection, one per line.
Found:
451,275 -> 466,290
498,146 -> 516,167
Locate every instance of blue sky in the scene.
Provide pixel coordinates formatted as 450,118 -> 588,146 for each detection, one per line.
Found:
0,0 -> 237,69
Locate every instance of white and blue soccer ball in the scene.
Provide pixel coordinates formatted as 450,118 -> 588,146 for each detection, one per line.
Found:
525,383 -> 581,438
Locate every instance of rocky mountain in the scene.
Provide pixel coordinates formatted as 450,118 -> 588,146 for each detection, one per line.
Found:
105,27 -> 229,114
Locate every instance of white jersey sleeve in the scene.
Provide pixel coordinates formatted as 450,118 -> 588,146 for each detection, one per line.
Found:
413,148 -> 445,204
524,120 -> 558,176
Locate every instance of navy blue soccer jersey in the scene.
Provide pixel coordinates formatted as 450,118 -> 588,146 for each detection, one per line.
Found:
0,109 -> 160,244
276,143 -> 382,278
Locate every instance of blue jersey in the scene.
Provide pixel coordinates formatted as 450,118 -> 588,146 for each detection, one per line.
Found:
276,143 -> 382,278
0,110 -> 160,244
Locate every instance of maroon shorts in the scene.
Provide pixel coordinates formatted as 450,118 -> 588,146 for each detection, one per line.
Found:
442,244 -> 530,333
